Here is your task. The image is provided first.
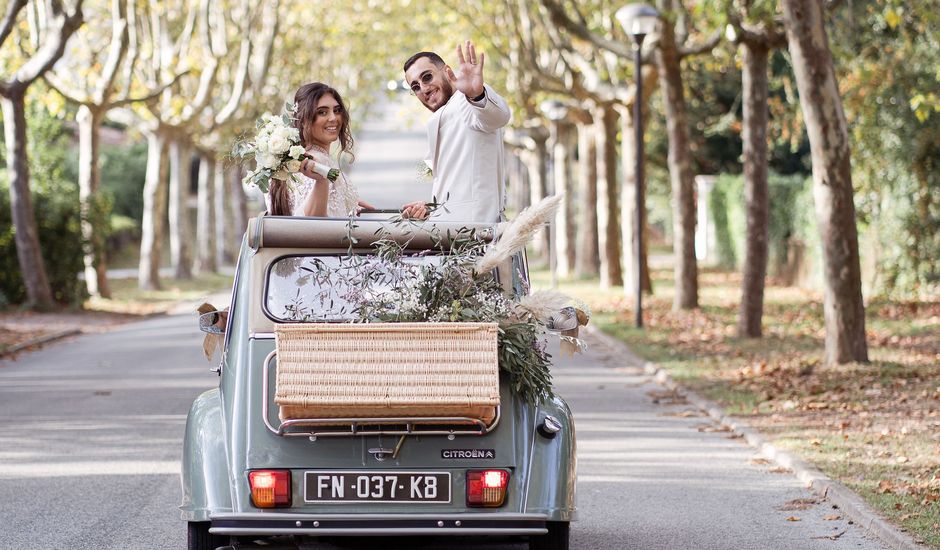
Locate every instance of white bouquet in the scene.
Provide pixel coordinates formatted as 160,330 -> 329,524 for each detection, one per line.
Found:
234,103 -> 338,193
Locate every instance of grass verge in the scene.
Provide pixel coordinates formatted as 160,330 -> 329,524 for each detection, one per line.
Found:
532,267 -> 940,548
85,273 -> 234,315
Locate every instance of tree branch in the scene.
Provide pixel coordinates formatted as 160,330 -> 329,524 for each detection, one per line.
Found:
726,5 -> 787,49
91,0 -> 129,104
11,0 -> 84,90
43,71 -> 89,105
0,0 -> 28,49
677,28 -> 722,58
110,69 -> 189,107
540,0 -> 633,58
248,0 -> 279,98
213,0 -> 255,126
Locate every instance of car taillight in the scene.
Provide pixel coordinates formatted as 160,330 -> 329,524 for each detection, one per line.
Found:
248,470 -> 291,508
466,469 -> 509,507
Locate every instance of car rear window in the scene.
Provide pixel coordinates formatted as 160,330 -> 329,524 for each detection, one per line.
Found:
264,254 -> 444,322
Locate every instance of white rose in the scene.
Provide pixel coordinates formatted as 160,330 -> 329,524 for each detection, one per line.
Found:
268,134 -> 290,155
259,153 -> 279,169
286,159 -> 301,173
288,145 -> 305,159
254,132 -> 271,154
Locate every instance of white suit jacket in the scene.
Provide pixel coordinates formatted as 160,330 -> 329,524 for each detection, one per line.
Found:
425,84 -> 512,223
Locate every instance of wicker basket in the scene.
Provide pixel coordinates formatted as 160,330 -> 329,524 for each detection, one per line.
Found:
274,322 -> 500,423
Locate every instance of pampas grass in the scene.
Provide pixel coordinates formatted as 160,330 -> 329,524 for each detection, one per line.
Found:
475,194 -> 563,274
511,289 -> 571,324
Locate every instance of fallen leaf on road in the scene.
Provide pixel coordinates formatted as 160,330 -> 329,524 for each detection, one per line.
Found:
823,514 -> 842,520
659,409 -> 703,417
811,530 -> 846,540
696,423 -> 732,433
786,516 -> 801,522
749,458 -> 772,465
778,498 -> 819,511
646,389 -> 688,405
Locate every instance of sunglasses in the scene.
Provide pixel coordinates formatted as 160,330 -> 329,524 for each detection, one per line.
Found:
409,71 -> 435,95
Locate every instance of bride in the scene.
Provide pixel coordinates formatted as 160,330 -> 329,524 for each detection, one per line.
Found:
267,82 -> 374,216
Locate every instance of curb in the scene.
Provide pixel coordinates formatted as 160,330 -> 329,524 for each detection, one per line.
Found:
585,325 -> 924,550
0,328 -> 82,358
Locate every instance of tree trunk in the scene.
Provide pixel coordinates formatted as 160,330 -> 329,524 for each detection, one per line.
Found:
213,160 -> 228,267
519,150 -> 531,212
656,0 -> 698,310
138,128 -> 168,290
618,102 -> 653,296
229,165 -> 248,246
223,167 -> 243,261
782,0 -> 868,364
553,124 -> 576,278
194,153 -> 217,274
737,42 -> 771,338
0,91 -> 53,308
595,103 -> 623,288
575,122 -> 599,278
168,138 -> 193,279
525,136 -> 549,258
506,151 -> 526,215
75,105 -> 112,299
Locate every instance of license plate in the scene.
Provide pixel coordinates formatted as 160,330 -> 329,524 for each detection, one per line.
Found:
304,471 -> 451,503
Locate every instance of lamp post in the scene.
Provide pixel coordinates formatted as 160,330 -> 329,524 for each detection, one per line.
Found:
539,99 -> 569,289
615,3 -> 658,329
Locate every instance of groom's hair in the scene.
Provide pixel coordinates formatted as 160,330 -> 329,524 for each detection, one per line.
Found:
404,51 -> 446,72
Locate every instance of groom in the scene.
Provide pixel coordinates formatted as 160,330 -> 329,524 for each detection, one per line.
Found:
400,41 -> 512,223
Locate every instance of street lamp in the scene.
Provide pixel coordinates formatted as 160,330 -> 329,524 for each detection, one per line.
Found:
615,3 -> 658,329
539,99 -> 569,289
539,99 -> 568,123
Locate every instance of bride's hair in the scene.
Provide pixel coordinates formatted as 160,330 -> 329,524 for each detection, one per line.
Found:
293,82 -> 355,159
269,82 -> 355,216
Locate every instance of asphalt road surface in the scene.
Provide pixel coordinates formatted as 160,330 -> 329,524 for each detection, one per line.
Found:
0,308 -> 889,550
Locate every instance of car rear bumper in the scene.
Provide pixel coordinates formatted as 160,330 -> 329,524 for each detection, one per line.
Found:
209,512 -> 548,536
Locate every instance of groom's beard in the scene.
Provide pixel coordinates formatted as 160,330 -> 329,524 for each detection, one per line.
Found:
427,79 -> 455,112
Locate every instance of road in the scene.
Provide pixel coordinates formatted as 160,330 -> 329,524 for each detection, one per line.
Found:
346,90 -> 431,210
0,307 -> 887,550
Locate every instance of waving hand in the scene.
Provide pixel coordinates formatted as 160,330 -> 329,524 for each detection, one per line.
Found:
454,40 -> 485,99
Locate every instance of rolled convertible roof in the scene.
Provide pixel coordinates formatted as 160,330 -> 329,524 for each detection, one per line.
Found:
247,215 -> 495,251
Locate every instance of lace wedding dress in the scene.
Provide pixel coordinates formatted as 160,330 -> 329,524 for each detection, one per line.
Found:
274,147 -> 358,217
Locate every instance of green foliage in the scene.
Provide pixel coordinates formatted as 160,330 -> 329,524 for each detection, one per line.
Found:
498,322 -> 554,405
709,172 -> 812,274
830,0 -> 940,297
708,174 -> 739,269
98,140 -> 147,223
0,103 -> 85,306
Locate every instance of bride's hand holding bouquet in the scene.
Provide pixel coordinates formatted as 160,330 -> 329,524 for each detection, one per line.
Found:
233,104 -> 338,193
